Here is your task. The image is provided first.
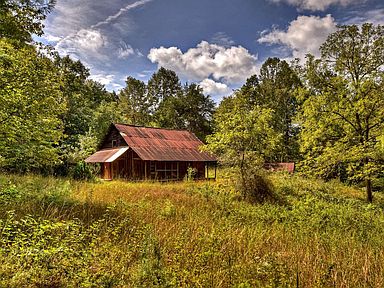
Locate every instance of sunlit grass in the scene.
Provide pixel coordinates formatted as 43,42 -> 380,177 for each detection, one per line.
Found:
0,172 -> 383,287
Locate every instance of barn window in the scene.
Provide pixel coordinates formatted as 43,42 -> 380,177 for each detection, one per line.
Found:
112,140 -> 117,147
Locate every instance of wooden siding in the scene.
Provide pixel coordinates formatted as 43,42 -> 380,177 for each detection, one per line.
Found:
100,126 -> 127,149
98,148 -> 210,181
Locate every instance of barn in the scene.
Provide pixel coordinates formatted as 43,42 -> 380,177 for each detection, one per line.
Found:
85,123 -> 217,181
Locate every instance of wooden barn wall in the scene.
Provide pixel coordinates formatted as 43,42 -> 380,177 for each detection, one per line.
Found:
100,127 -> 127,149
104,148 -> 212,181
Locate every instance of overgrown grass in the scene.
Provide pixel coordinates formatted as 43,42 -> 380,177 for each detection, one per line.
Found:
0,172 -> 383,287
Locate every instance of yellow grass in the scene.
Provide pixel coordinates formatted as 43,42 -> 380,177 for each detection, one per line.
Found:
0,173 -> 383,287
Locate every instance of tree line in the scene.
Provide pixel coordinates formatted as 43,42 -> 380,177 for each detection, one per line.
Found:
0,1 -> 383,201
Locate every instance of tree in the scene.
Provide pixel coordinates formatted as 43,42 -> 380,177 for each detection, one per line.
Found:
240,58 -> 301,162
152,82 -> 215,140
119,76 -> 153,126
178,83 -> 215,140
0,39 -> 65,172
204,91 -> 278,202
0,0 -> 56,44
300,23 -> 384,202
206,92 -> 279,165
54,55 -> 113,144
148,67 -> 182,106
53,55 -> 115,174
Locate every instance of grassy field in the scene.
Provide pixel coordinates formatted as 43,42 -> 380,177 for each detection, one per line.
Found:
0,173 -> 383,287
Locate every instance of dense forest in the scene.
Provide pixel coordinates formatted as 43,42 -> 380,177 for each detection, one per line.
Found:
0,0 -> 383,202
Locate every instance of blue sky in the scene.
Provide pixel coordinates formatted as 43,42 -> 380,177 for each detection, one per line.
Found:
39,0 -> 384,102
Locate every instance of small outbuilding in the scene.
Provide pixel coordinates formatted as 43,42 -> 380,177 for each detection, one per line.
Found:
85,123 -> 217,181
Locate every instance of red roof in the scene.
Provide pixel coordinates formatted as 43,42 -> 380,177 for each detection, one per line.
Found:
114,124 -> 217,162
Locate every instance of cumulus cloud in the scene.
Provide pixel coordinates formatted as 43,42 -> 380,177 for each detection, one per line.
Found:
258,14 -> 337,59
199,79 -> 231,96
269,0 -> 361,11
148,41 -> 258,85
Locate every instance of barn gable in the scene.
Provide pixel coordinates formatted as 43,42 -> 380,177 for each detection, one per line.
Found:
99,124 -> 128,150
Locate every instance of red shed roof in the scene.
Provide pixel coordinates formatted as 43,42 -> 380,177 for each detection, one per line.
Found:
114,124 -> 216,162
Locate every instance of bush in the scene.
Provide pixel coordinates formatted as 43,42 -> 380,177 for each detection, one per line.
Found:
70,161 -> 96,181
237,165 -> 275,203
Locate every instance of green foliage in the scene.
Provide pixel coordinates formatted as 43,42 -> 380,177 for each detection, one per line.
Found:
236,166 -> 276,203
241,58 -> 302,162
89,100 -> 125,143
205,91 -> 280,203
0,182 -> 21,203
185,166 -> 197,181
119,76 -> 154,126
54,55 -> 113,146
51,55 -> 117,175
149,69 -> 215,140
0,39 -> 65,172
0,0 -> 56,44
118,68 -> 215,140
299,23 -> 384,202
177,83 -> 215,140
147,67 -> 182,105
205,92 -> 279,166
70,161 -> 96,181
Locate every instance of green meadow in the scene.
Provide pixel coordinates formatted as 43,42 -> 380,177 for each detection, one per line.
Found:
0,173 -> 383,287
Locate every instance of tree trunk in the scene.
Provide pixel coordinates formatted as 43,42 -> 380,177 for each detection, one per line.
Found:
364,155 -> 373,203
240,152 -> 246,198
366,178 -> 373,203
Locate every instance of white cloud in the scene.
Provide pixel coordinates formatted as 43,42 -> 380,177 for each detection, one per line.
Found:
55,28 -> 108,62
344,8 -> 384,25
111,83 -> 124,90
91,0 -> 153,29
269,0 -> 361,11
47,0 -> 152,67
258,14 -> 337,59
42,33 -> 62,42
199,79 -> 231,96
148,41 -> 258,84
89,74 -> 116,85
118,44 -> 135,59
211,32 -> 235,47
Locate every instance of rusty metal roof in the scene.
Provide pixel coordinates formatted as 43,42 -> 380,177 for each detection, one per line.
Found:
114,124 -> 217,162
85,147 -> 129,163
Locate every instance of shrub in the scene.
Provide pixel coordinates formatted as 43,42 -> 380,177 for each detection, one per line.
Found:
238,167 -> 275,203
70,161 -> 95,181
184,167 -> 197,181
0,182 -> 22,203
